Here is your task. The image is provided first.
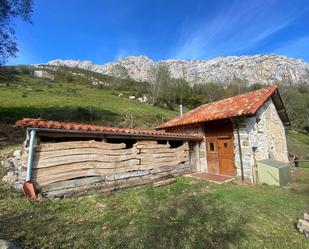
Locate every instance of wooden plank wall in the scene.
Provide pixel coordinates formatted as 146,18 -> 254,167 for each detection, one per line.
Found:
21,140 -> 190,197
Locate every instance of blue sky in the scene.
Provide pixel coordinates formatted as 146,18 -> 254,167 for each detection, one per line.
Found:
9,0 -> 309,65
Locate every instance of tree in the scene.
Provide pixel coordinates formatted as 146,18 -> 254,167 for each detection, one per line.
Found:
0,0 -> 33,65
149,64 -> 171,105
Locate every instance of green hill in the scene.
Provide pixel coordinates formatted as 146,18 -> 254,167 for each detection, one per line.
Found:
0,66 -> 308,164
0,66 -> 177,129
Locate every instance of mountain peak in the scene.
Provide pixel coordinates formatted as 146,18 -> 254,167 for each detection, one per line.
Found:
47,54 -> 309,85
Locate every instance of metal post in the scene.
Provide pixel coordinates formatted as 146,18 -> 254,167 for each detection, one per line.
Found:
26,129 -> 36,182
179,104 -> 183,116
236,121 -> 245,181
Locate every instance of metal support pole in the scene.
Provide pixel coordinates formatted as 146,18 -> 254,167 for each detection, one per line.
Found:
236,121 -> 245,181
26,129 -> 36,182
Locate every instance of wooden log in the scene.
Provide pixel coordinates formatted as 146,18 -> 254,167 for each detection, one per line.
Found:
32,159 -> 140,178
139,160 -> 189,169
139,148 -> 180,154
135,143 -> 171,149
35,140 -> 126,152
135,140 -> 159,145
153,178 -> 176,187
44,182 -> 114,198
105,170 -> 152,181
140,156 -> 188,165
35,164 -> 140,186
23,147 -> 137,161
31,153 -> 139,169
39,176 -> 106,192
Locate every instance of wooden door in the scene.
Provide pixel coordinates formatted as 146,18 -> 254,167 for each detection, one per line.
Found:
206,138 -> 219,174
218,137 -> 235,176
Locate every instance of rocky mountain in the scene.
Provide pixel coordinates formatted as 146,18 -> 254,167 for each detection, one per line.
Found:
47,54 -> 309,85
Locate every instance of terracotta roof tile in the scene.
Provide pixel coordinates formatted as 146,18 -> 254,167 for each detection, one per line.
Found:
157,85 -> 278,129
15,118 -> 202,140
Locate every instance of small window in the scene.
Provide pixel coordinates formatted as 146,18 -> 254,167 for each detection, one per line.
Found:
208,142 -> 216,152
224,142 -> 228,149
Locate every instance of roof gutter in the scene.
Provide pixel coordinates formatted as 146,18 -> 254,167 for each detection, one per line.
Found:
26,127 -> 202,141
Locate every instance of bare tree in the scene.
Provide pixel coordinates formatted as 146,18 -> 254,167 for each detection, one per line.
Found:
149,64 -> 170,105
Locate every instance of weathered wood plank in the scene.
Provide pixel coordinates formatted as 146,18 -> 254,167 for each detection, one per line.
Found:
140,156 -> 188,165
36,140 -> 126,152
139,147 -> 188,154
152,178 -> 176,187
31,154 -> 139,168
39,176 -> 106,192
135,143 -> 171,149
23,147 -> 137,161
32,160 -> 140,178
35,165 -> 140,186
139,160 -> 189,169
43,182 -> 111,197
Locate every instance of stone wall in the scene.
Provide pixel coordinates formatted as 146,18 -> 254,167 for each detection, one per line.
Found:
232,118 -> 254,183
233,98 -> 288,183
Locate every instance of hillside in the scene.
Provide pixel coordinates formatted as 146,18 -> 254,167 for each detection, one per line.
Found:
0,65 -> 308,162
0,66 -> 177,129
48,54 -> 309,85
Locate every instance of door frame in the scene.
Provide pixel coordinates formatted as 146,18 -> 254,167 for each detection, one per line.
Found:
217,136 -> 235,176
204,119 -> 236,176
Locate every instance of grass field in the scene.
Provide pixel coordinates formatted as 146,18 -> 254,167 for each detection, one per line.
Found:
0,168 -> 308,249
0,66 -> 309,248
0,66 -> 177,129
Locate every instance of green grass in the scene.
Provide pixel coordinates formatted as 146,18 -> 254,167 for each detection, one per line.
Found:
0,169 -> 308,249
0,66 -> 177,129
286,130 -> 309,168
1,66 -> 309,248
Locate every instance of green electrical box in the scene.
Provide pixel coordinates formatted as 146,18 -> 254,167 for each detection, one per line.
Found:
257,159 -> 291,187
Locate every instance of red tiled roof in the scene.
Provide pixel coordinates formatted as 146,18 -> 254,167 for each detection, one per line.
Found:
157,85 -> 279,129
15,118 -> 202,140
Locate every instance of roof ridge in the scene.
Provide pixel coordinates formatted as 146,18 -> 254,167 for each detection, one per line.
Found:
156,85 -> 278,129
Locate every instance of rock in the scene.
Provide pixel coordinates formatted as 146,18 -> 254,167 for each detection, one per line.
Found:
0,240 -> 20,249
2,171 -> 17,185
128,96 -> 135,100
2,159 -> 12,169
13,150 -> 21,159
137,95 -> 148,103
297,214 -> 309,239
47,54 -> 309,85
33,70 -> 54,80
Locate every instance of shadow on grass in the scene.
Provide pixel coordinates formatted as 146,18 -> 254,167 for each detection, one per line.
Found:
0,179 -> 249,249
102,189 -> 248,249
0,106 -> 121,125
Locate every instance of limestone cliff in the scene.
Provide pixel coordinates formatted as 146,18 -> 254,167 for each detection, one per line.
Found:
47,54 -> 309,85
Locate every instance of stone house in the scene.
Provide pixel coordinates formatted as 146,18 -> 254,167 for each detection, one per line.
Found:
156,85 -> 289,183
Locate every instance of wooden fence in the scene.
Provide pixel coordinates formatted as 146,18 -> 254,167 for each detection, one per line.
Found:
21,140 -> 190,197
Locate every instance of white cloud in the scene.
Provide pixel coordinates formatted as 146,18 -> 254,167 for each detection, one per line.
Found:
171,0 -> 301,59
